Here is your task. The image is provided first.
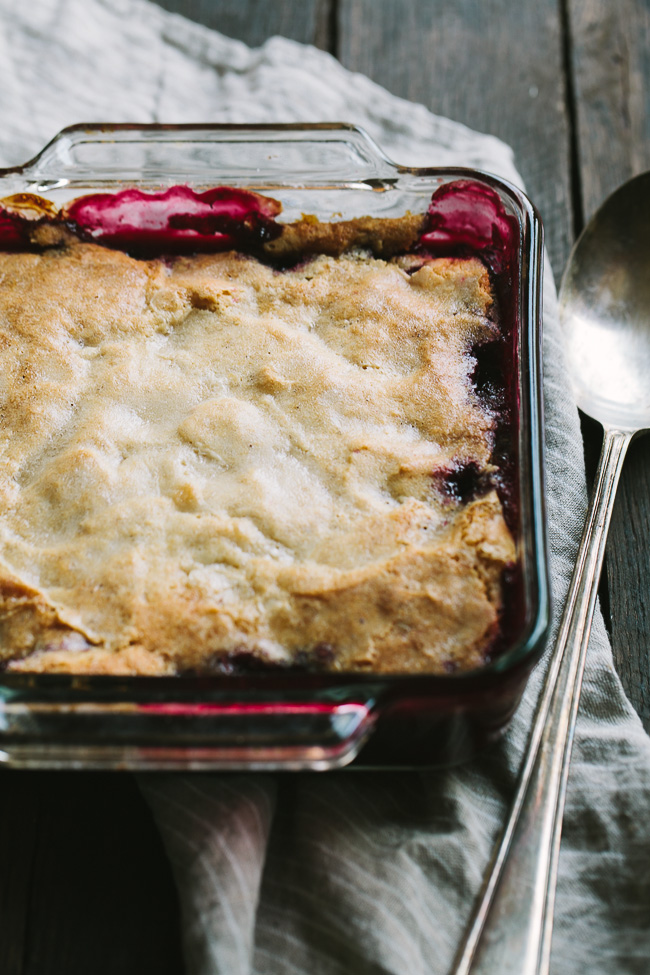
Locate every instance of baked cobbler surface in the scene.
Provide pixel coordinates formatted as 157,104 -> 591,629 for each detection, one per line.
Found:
0,239 -> 514,674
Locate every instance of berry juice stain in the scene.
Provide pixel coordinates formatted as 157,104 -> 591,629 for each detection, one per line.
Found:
419,179 -> 519,277
0,209 -> 27,248
416,179 -> 521,533
63,185 -> 283,255
433,461 -> 492,505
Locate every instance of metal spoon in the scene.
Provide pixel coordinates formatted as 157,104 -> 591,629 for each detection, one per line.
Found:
452,170 -> 650,975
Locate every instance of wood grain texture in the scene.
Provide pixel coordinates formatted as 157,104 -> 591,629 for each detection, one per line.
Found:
337,0 -> 573,278
154,0 -> 334,50
567,0 -> 650,222
10,773 -> 184,975
568,0 -> 650,731
0,774 -> 40,975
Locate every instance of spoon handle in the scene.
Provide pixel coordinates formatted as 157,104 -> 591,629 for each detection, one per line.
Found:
452,426 -> 633,975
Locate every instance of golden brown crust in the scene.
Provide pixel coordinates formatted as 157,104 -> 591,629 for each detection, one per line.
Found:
0,228 -> 514,676
264,214 -> 427,261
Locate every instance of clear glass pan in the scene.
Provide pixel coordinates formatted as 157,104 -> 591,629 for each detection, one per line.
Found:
0,124 -> 549,770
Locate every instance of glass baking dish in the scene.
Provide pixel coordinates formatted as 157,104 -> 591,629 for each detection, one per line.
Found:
0,123 -> 549,770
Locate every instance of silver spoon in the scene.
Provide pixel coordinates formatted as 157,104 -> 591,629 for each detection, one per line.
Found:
452,170 -> 650,975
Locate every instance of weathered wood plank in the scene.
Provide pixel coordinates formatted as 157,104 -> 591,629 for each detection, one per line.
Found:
0,773 -> 40,975
568,0 -> 650,731
338,0 -> 573,279
154,0 -> 334,51
21,773 -> 183,975
568,0 -> 650,222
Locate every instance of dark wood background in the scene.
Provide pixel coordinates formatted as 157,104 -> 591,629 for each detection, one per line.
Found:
2,2 -> 649,972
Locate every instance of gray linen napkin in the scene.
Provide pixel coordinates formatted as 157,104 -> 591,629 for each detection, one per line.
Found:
2,1 -> 650,972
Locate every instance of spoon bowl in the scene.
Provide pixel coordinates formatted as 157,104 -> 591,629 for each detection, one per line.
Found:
560,170 -> 650,430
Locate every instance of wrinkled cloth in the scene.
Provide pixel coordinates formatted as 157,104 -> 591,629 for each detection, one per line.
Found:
2,1 -> 650,973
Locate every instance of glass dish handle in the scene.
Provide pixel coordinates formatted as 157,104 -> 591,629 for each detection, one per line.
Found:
0,698 -> 376,771
5,122 -> 398,187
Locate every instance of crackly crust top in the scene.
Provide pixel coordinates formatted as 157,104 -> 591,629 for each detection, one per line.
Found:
0,230 -> 515,675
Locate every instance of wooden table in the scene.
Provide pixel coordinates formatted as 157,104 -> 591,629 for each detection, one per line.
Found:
2,3 -> 649,972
